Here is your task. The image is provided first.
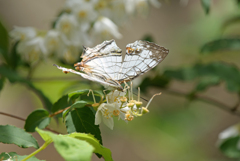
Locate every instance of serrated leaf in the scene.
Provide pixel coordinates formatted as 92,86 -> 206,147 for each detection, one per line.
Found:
69,133 -> 113,161
201,0 -> 211,14
201,38 -> 240,54
24,109 -> 51,132
51,95 -> 72,117
36,128 -> 94,161
0,125 -> 39,149
65,107 -> 102,144
0,66 -> 52,111
0,152 -> 44,161
219,136 -> 240,158
0,21 -> 9,63
63,100 -> 88,120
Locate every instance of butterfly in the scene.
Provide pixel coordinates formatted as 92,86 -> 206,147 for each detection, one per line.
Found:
54,40 -> 169,91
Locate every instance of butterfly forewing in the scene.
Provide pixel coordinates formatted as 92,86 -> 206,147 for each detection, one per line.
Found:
117,40 -> 169,83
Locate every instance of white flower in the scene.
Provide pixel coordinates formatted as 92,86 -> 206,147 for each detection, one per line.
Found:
95,103 -> 114,130
106,90 -> 126,104
44,30 -> 60,55
10,26 -> 36,41
124,0 -> 149,15
93,17 -> 122,39
56,44 -> 80,63
17,36 -> 47,62
55,14 -> 82,46
72,1 -> 97,23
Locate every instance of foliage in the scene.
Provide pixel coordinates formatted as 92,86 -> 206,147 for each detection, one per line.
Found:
1,1 -> 240,161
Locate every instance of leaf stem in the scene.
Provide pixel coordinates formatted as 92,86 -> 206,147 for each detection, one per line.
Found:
22,140 -> 52,161
49,106 -> 71,117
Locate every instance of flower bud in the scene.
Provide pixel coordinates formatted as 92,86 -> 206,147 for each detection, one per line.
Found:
120,96 -> 127,103
142,107 -> 149,114
127,102 -> 135,108
135,101 -> 143,108
129,100 -> 136,104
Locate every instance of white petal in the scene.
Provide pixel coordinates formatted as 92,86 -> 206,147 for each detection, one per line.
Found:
103,117 -> 114,130
95,110 -> 102,125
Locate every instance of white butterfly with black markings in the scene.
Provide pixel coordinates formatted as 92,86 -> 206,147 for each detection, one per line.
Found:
54,40 -> 169,91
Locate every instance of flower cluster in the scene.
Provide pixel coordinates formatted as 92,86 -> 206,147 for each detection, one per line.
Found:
94,87 -> 161,129
10,0 -> 161,64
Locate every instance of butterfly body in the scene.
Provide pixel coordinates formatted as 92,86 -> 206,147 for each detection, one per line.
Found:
54,40 -> 169,91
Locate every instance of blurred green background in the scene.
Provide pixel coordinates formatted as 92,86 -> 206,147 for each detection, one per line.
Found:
0,0 -> 240,160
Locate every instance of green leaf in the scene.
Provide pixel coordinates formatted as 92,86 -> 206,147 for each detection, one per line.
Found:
164,67 -> 197,81
195,76 -> 220,91
139,75 -> 170,92
219,136 -> 240,158
54,135 -> 94,161
51,95 -> 72,117
0,125 -> 39,149
65,107 -> 102,144
0,21 -> 9,63
222,15 -> 240,31
63,100 -> 88,120
0,66 -> 53,111
24,109 -> 51,132
0,152 -> 44,161
201,0 -> 211,14
0,77 -> 5,92
201,38 -> 240,54
164,62 -> 240,93
69,133 -> 113,161
9,41 -> 21,69
36,128 -> 94,161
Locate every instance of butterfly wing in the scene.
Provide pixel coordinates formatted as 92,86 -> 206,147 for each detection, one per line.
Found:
79,40 -> 123,82
117,40 -> 169,83
53,64 -> 122,90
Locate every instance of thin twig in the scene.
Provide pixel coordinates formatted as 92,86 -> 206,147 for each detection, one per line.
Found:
0,111 -> 59,134
49,106 -> 71,117
161,88 -> 240,117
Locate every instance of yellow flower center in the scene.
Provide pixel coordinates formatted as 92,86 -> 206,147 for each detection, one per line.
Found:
62,23 -> 71,33
78,11 -> 87,18
113,110 -> 120,116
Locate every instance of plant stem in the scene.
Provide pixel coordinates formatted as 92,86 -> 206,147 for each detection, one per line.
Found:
160,88 -> 240,117
22,140 -> 52,161
0,111 -> 59,134
49,106 -> 70,117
